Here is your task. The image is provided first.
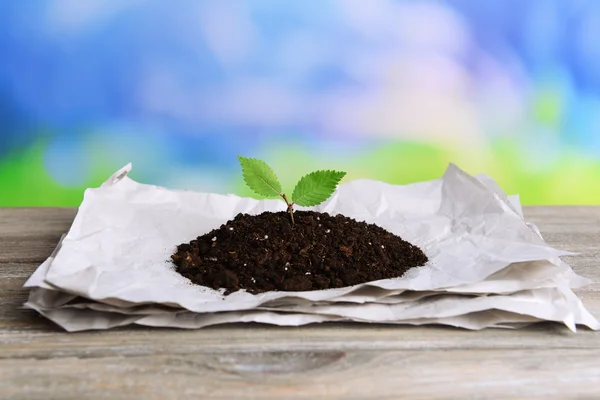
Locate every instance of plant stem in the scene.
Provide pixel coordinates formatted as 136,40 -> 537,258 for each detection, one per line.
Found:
281,193 -> 295,225
288,204 -> 295,225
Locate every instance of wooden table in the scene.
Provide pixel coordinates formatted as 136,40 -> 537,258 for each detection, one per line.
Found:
1,207 -> 599,399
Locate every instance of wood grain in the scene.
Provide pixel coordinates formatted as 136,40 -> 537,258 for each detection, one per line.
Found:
1,207 -> 599,400
0,208 -> 76,263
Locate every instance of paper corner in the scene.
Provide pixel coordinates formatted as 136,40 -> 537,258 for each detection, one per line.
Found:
101,163 -> 133,187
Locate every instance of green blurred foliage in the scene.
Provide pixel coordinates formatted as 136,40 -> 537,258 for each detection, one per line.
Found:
1,138 -> 599,206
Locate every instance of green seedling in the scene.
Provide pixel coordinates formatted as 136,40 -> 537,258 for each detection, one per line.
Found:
238,156 -> 346,225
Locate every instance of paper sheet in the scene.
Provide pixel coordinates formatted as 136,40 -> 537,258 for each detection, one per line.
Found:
23,163 -> 599,332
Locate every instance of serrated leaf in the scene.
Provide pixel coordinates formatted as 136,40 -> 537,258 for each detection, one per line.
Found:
238,156 -> 282,198
292,170 -> 346,207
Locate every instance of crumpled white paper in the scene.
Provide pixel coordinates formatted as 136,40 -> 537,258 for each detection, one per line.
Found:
23,163 -> 599,332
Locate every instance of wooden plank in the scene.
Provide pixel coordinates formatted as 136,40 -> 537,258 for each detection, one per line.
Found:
2,348 -> 600,400
0,208 -> 76,263
0,263 -> 52,330
2,317 -> 600,357
0,207 -> 599,399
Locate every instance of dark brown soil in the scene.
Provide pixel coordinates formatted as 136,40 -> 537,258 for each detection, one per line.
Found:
171,211 -> 428,295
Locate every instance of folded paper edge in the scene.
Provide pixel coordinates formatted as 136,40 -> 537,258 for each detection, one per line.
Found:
101,163 -> 133,187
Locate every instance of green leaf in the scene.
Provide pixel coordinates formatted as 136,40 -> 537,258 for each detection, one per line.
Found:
238,156 -> 282,198
292,170 -> 346,207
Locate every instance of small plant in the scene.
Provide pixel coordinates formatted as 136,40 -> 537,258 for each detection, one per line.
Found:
238,156 -> 346,225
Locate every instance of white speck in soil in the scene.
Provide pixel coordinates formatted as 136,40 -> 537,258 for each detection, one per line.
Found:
207,257 -> 217,262
305,272 -> 311,275
284,267 -> 288,271
325,229 -> 330,233
264,235 -> 269,239
244,263 -> 247,266
369,242 -> 372,245
229,227 -> 234,231
211,237 -> 217,242
318,224 -> 322,227
381,245 -> 385,249
285,262 -> 290,266
251,277 -> 256,283
317,217 -> 320,220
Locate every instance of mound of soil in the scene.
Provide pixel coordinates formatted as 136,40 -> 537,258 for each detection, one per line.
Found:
171,211 -> 428,295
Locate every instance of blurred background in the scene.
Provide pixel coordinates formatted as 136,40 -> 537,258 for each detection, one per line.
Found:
1,0 -> 599,206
